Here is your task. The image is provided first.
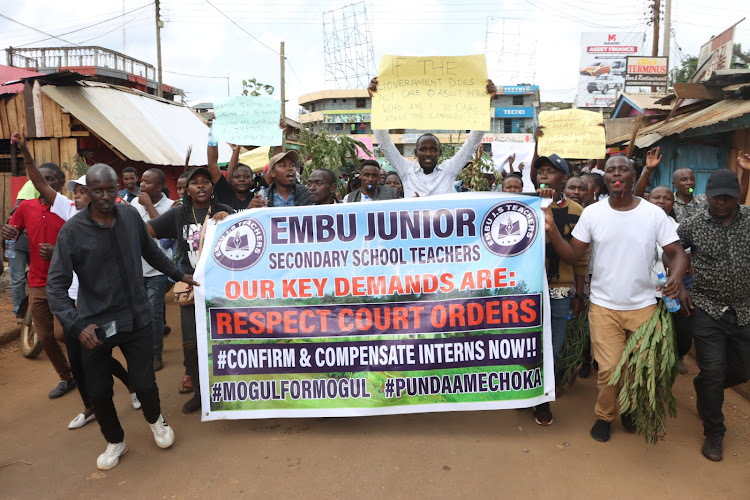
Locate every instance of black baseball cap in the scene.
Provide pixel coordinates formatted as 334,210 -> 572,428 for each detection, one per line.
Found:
706,169 -> 739,198
534,154 -> 569,175
185,167 -> 213,184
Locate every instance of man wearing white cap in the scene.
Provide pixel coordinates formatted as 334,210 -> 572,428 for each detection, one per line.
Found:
249,151 -> 311,208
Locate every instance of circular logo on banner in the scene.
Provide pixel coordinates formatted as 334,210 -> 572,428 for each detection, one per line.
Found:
212,218 -> 265,270
481,201 -> 538,256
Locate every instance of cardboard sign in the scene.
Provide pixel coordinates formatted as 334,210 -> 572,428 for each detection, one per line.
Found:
371,54 -> 490,131
213,96 -> 282,146
537,109 -> 606,160
238,146 -> 272,173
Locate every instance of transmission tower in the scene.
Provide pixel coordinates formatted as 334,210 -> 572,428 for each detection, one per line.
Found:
322,2 -> 376,89
485,17 -> 537,85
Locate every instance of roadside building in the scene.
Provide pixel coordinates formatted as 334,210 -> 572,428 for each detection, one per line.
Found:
0,71 -> 233,216
607,71 -> 750,199
298,84 -> 540,160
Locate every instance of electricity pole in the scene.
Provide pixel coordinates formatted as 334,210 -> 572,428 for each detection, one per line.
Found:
651,0 -> 661,91
651,0 -> 661,57
280,41 -> 286,150
664,0 -> 671,64
155,0 -> 163,98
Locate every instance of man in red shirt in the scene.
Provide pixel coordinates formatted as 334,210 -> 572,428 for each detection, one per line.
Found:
3,162 -> 77,398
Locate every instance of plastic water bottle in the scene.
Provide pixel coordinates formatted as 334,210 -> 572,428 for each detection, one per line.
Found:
207,124 -> 218,147
4,239 -> 15,259
656,272 -> 680,312
257,186 -> 267,203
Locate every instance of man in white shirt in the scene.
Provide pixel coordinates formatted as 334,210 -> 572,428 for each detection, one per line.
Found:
368,78 -> 496,197
130,168 -> 174,371
545,154 -> 689,442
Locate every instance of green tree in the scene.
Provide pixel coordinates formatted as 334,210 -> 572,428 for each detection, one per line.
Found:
732,43 -> 750,68
299,127 -> 373,194
439,133 -> 491,192
672,55 -> 698,84
241,78 -> 274,96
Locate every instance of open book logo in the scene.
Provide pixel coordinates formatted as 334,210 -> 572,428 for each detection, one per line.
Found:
227,233 -> 249,252
497,218 -> 521,237
213,218 -> 266,270
481,200 -> 539,257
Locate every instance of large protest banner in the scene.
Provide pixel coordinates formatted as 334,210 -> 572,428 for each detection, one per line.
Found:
195,193 -> 552,420
537,109 -> 606,159
213,96 -> 282,146
371,54 -> 491,131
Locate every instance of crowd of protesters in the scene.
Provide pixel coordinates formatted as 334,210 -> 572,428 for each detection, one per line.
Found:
3,73 -> 750,470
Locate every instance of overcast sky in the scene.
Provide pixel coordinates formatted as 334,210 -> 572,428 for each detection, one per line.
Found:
1,0 -> 747,116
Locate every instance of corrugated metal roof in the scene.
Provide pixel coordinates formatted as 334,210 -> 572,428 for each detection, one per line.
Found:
41,82 -> 232,166
621,92 -> 672,111
608,99 -> 750,146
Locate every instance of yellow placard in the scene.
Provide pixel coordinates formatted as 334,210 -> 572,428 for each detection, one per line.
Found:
238,146 -> 271,173
537,109 -> 606,159
371,54 -> 490,131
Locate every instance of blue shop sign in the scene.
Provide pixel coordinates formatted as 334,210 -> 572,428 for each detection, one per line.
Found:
495,107 -> 535,118
499,85 -> 539,94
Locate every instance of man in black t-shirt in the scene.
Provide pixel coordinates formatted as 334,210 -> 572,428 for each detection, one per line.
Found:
147,167 -> 234,414
207,143 -> 254,211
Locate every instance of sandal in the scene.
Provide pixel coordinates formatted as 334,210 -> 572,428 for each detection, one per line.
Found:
178,375 -> 193,394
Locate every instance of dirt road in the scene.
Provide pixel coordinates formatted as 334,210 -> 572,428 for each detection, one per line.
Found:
1,301 -> 749,498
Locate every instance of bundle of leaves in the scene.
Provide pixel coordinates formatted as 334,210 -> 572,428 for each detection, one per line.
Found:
559,300 -> 590,387
609,301 -> 678,445
299,127 -> 372,187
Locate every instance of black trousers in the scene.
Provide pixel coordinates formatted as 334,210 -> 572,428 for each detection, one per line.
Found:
65,329 -> 130,409
673,312 -> 693,358
180,304 -> 200,397
80,323 -> 161,443
692,307 -> 750,436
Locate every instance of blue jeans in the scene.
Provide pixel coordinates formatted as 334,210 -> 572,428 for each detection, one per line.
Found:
550,296 -> 571,383
9,248 -> 29,314
144,275 -> 169,358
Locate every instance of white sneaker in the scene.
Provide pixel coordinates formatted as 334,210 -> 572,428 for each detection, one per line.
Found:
149,414 -> 174,449
97,441 -> 127,470
130,392 -> 141,410
68,412 -> 96,429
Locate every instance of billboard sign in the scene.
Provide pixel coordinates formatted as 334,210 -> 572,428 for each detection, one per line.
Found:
578,32 -> 641,108
625,56 -> 669,87
694,21 -> 740,82
323,110 -> 371,123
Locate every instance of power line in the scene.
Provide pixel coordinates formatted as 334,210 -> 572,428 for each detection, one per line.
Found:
16,2 -> 154,47
0,13 -> 79,46
202,0 -> 279,55
76,10 -> 151,45
163,69 -> 229,78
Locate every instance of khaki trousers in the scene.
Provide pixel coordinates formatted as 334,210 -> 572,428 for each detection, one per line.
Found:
29,286 -> 72,382
588,302 -> 656,422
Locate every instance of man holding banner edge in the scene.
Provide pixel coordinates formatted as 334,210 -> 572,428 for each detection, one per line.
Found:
368,77 -> 496,198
